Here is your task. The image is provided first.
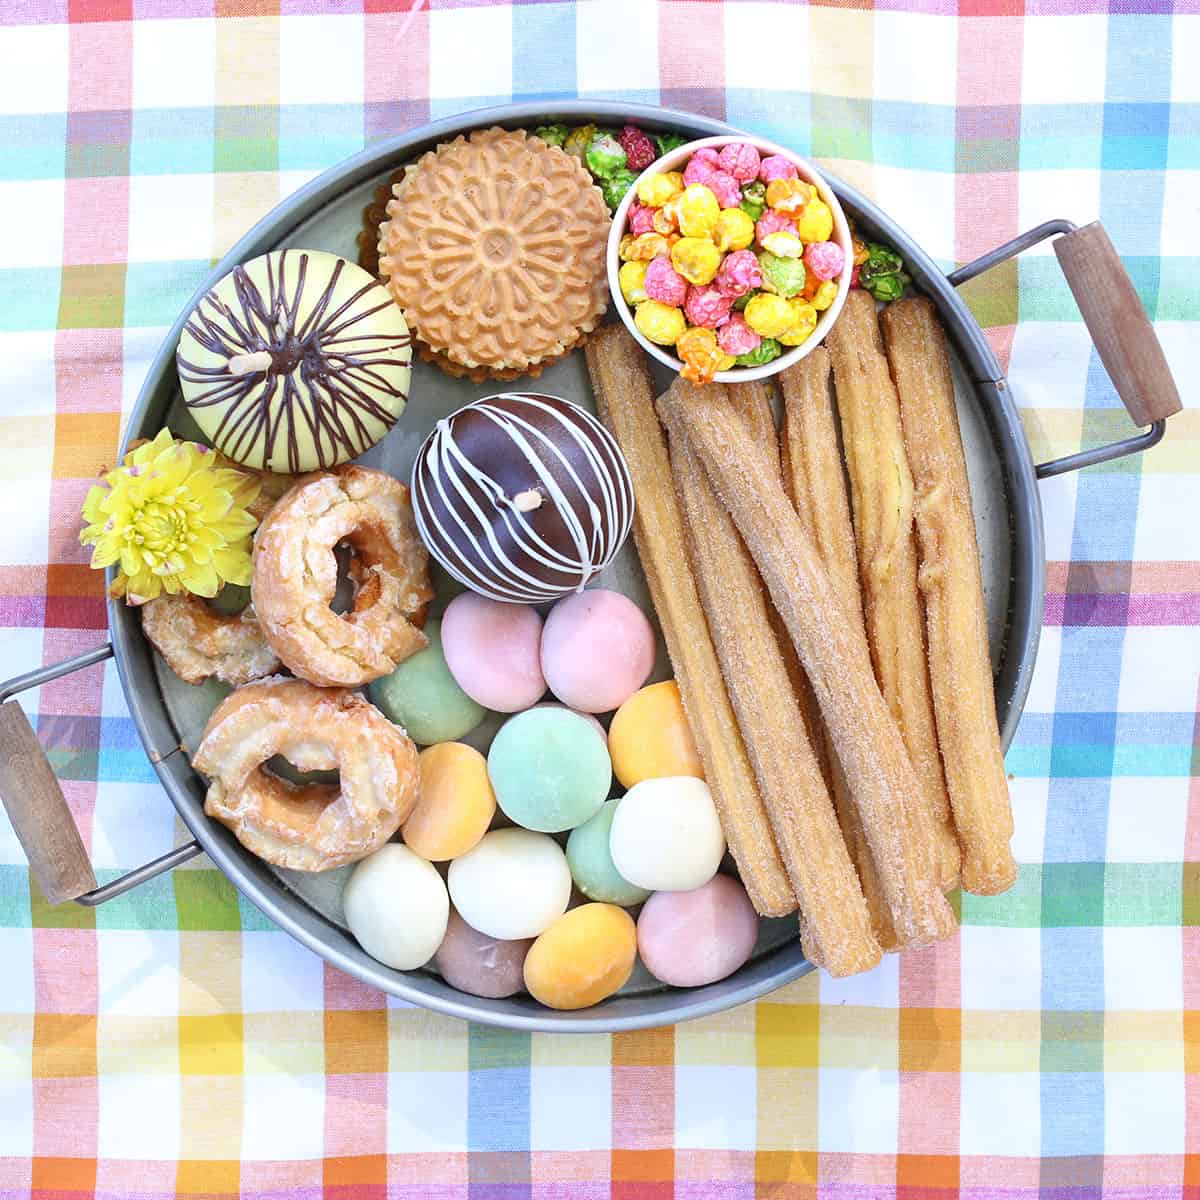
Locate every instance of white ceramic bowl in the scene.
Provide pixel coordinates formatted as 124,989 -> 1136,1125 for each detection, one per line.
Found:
606,135 -> 853,384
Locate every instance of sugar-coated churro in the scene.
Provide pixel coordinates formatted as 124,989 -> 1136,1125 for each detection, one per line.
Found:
657,382 -> 956,949
780,349 -> 898,948
584,326 -> 796,917
727,381 -> 832,787
826,289 -> 961,890
662,377 -> 881,976
881,297 -> 1016,895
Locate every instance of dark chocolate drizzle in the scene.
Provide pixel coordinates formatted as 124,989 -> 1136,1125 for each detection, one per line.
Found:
177,250 -> 413,472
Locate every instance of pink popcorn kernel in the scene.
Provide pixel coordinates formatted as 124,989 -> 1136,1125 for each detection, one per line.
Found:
644,255 -> 688,306
718,142 -> 761,183
692,146 -> 721,166
619,125 -> 657,172
755,210 -> 797,244
717,314 -> 761,357
627,201 -> 656,236
684,284 -> 734,330
804,240 -> 845,282
683,156 -> 717,188
759,154 -> 799,184
716,249 -> 763,298
706,170 -> 741,209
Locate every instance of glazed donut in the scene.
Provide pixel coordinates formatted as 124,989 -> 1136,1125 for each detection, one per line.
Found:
252,465 -> 433,687
141,592 -> 280,686
193,676 -> 420,871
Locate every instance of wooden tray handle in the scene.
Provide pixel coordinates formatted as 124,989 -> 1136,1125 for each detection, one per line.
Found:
1054,222 -> 1183,427
0,699 -> 97,905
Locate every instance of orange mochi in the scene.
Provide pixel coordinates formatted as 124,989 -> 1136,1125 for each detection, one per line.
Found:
403,742 -> 496,862
523,903 -> 638,1010
608,680 -> 704,789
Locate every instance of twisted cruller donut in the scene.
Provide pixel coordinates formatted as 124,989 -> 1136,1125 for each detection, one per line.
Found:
252,464 -> 433,687
193,676 -> 419,871
142,592 -> 280,686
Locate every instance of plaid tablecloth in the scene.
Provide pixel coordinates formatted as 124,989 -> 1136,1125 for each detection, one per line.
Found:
1,1 -> 1196,1195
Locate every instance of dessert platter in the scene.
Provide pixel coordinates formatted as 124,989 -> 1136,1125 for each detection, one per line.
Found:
0,103 -> 1180,1031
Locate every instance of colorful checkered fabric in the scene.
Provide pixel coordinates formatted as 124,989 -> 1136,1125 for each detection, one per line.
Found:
1,1 -> 1197,1195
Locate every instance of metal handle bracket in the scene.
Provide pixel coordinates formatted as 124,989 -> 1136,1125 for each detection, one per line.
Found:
949,219 -> 1175,478
0,644 -> 201,906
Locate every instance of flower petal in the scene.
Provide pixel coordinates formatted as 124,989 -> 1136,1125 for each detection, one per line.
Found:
179,560 -> 220,597
212,546 -> 252,586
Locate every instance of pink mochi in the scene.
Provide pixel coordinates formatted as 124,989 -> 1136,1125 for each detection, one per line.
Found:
441,592 -> 546,713
540,589 -> 656,714
637,874 -> 759,988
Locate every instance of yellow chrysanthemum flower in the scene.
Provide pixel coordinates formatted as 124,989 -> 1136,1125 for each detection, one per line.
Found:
80,428 -> 261,605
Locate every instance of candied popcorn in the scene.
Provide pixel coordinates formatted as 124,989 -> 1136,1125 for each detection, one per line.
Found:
683,284 -> 734,330
759,154 -> 799,184
677,184 -> 720,238
670,237 -> 722,286
618,260 -> 649,306
803,240 -> 845,281
778,298 -> 818,346
677,327 -> 735,385
712,208 -> 755,254
716,249 -> 763,297
743,292 -> 796,339
716,314 -> 761,357
718,142 -> 761,183
621,232 -> 672,261
635,299 -> 687,346
644,255 -> 688,306
765,177 -> 810,217
795,198 -> 834,243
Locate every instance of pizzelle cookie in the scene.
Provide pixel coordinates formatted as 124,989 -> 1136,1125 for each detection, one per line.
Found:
377,127 -> 610,378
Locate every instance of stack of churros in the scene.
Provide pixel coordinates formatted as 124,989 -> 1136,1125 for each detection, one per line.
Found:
881,298 -> 1016,895
586,302 -> 1016,976
825,290 -> 962,892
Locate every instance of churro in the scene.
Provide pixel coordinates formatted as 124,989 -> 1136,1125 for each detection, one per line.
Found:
780,349 -> 897,948
727,381 -> 830,779
657,382 -> 956,948
583,326 -> 795,917
662,377 -> 881,976
881,297 -> 1016,895
826,289 -> 961,889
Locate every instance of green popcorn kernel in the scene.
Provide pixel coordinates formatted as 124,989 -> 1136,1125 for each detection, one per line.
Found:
735,337 -> 783,367
739,180 -> 767,223
731,290 -> 755,312
653,132 -> 687,156
860,242 -> 904,283
585,133 -> 628,180
864,270 -> 910,303
533,124 -> 569,148
601,168 -> 637,211
758,251 -> 807,299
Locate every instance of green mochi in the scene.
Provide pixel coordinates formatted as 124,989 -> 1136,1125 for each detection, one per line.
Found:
368,619 -> 485,745
566,799 -> 651,907
487,707 -> 612,834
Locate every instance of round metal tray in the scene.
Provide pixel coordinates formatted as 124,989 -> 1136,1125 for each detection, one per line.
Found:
110,103 -> 1045,1031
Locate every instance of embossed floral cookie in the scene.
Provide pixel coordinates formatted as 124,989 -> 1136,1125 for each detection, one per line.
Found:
377,127 -> 610,380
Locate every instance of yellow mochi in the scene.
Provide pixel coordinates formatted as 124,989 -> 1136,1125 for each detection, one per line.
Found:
523,904 -> 637,1010
403,742 -> 496,862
